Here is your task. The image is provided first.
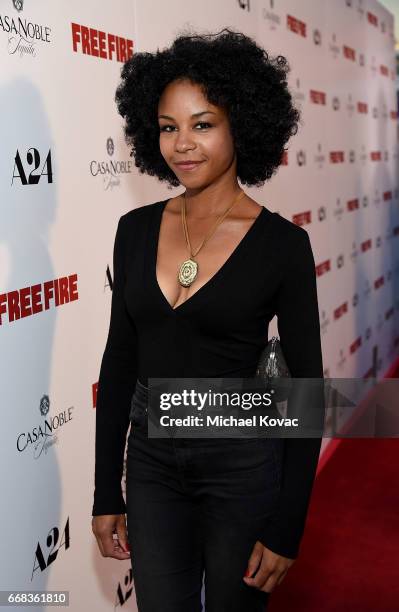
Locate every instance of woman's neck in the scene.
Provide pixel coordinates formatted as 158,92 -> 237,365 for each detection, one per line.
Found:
182,184 -> 243,218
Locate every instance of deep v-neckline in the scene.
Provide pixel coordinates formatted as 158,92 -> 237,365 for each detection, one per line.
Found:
150,198 -> 267,313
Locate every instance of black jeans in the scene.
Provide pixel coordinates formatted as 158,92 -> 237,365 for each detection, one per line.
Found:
126,379 -> 282,612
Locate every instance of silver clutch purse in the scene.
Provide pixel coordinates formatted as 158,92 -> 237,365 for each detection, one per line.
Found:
255,336 -> 292,402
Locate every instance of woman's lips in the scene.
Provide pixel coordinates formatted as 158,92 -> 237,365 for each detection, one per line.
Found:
174,161 -> 204,171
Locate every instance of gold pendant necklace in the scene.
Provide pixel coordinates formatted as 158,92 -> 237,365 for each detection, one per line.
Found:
178,189 -> 246,287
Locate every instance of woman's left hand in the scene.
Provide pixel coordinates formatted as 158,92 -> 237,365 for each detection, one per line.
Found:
242,540 -> 295,593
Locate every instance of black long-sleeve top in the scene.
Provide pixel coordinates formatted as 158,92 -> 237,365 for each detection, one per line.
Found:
92,198 -> 325,559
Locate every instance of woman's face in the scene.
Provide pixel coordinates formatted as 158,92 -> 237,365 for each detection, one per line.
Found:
158,78 -> 237,188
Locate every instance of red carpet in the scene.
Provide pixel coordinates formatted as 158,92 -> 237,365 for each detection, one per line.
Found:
269,362 -> 399,612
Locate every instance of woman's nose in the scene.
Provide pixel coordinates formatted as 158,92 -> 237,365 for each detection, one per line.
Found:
174,129 -> 196,151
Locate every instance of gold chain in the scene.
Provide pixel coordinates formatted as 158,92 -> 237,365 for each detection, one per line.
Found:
181,189 -> 246,258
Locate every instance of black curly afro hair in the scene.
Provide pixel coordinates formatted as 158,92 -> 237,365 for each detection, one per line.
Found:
115,26 -> 301,188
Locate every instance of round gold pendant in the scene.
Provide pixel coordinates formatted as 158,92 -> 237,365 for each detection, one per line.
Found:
178,259 -> 198,287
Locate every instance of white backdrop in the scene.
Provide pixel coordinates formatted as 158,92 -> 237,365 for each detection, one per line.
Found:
0,0 -> 397,610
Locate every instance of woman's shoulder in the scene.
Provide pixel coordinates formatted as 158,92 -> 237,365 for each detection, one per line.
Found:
264,206 -> 310,248
248,193 -> 307,242
273,212 -> 308,239
118,199 -> 166,227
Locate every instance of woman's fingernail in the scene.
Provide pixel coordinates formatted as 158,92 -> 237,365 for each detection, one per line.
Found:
244,568 -> 251,577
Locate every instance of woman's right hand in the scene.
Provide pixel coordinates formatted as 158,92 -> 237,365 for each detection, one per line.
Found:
92,514 -> 131,560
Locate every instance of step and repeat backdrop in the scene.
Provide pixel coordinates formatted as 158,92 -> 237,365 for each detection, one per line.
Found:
0,0 -> 397,609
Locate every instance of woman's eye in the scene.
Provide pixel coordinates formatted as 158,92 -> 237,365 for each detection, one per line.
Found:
159,122 -> 211,132
195,122 -> 211,129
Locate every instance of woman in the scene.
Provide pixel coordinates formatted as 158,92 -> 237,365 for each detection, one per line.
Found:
91,28 -> 324,611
